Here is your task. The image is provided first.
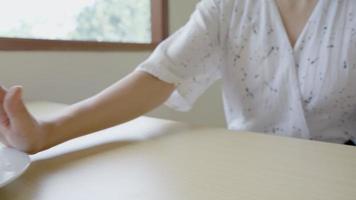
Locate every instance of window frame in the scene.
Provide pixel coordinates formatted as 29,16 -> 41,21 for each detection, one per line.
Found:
0,0 -> 168,51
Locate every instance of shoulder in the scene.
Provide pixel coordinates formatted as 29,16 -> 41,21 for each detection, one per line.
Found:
208,0 -> 262,16
199,0 -> 246,11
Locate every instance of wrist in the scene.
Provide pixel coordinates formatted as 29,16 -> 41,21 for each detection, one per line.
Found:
37,120 -> 59,152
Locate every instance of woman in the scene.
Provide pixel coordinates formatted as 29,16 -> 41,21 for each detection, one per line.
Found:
0,0 -> 355,154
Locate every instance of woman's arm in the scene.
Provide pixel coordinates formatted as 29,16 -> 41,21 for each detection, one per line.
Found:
0,70 -> 175,154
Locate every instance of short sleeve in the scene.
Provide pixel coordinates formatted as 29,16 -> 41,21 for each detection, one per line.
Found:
135,0 -> 223,111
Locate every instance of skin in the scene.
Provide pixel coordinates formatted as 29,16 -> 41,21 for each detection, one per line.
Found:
0,0 -> 318,154
0,72 -> 175,154
275,0 -> 318,47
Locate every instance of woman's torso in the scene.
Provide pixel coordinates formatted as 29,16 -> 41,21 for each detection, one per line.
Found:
219,0 -> 356,143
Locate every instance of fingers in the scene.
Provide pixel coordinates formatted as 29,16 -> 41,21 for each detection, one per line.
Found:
3,86 -> 31,126
0,135 -> 9,146
0,86 -> 9,145
0,86 -> 10,128
0,86 -> 6,98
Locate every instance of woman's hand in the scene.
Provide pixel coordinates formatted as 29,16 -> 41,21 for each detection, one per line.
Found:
0,71 -> 174,155
0,86 -> 48,154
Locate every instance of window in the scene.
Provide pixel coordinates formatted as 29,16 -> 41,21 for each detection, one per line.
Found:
0,0 -> 168,51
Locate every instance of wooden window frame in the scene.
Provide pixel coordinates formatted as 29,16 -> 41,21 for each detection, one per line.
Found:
0,0 -> 168,51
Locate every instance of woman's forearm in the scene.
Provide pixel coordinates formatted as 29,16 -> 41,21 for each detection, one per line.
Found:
42,70 -> 175,150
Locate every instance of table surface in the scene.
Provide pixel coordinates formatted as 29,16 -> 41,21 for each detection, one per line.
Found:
1,102 -> 356,200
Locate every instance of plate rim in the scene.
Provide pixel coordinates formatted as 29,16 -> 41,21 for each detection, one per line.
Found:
0,148 -> 31,188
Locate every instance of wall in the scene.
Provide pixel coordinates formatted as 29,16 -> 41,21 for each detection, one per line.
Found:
0,0 -> 226,127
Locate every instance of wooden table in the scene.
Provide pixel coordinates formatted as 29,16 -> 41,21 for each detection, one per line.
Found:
1,102 -> 355,200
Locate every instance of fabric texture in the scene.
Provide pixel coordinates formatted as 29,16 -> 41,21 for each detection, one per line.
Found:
136,0 -> 356,144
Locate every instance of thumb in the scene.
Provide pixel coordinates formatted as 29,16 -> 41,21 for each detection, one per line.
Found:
3,86 -> 31,125
0,86 -> 10,128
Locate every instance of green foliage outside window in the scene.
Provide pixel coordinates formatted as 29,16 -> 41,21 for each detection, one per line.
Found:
0,0 -> 151,43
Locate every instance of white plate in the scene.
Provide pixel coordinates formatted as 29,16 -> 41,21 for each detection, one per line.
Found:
0,145 -> 31,188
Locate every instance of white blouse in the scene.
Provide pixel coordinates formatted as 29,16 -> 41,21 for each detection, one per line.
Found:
137,0 -> 356,144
